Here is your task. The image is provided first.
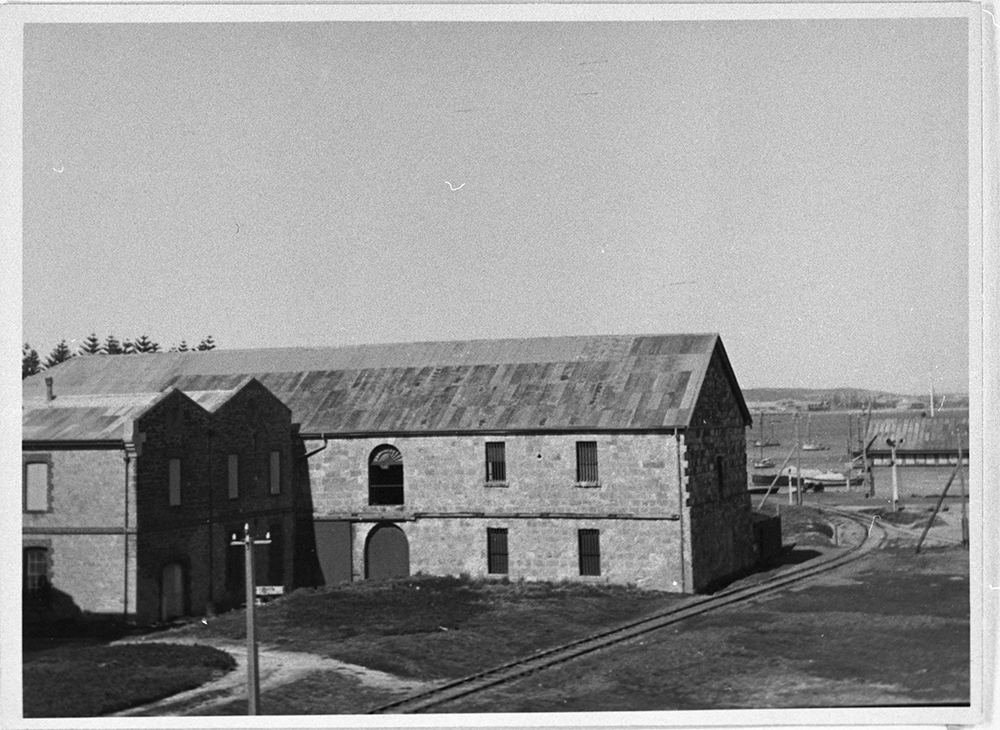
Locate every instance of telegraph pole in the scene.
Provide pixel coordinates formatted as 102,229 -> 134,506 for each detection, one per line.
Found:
231,523 -> 271,715
887,438 -> 902,512
957,432 -> 968,548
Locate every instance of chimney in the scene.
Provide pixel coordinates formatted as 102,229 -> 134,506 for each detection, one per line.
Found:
45,377 -> 54,402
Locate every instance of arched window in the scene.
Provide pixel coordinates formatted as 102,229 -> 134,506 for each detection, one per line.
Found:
368,446 -> 404,506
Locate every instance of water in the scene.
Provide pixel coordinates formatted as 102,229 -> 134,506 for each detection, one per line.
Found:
746,409 -> 970,499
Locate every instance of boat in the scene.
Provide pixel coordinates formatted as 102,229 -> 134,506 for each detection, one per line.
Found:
801,414 -> 828,451
806,471 -> 865,489
752,457 -> 776,469
750,466 -> 862,490
751,413 -> 780,448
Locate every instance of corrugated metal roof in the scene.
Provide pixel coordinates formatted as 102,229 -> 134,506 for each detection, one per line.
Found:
23,334 -> 747,437
22,387 -> 244,442
864,415 -> 969,453
21,393 -> 159,441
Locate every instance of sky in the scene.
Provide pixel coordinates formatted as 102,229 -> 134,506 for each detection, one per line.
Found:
19,14 -> 973,393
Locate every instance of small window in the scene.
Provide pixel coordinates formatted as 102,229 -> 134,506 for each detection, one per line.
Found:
269,451 -> 281,495
228,455 -> 239,500
23,548 -> 49,593
576,441 -> 599,484
578,529 -> 601,576
487,528 -> 509,574
24,462 -> 50,512
485,442 -> 506,483
715,455 -> 725,495
168,458 -> 182,506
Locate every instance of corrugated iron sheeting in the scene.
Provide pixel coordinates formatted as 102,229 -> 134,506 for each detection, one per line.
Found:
864,416 -> 969,452
23,334 -> 738,435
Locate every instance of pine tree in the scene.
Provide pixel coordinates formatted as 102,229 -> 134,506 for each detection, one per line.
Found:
80,333 -> 102,355
44,340 -> 75,368
104,334 -> 123,355
122,339 -> 136,355
22,343 -> 42,379
196,336 -> 216,351
133,335 -> 160,354
169,340 -> 190,352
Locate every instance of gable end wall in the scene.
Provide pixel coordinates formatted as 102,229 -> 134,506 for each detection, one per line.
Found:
683,348 -> 756,591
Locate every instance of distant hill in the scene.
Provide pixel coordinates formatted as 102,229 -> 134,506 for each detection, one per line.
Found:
742,387 -> 895,403
741,387 -> 969,410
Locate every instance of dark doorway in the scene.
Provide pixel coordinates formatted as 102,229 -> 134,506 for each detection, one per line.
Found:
314,520 -> 352,585
364,523 -> 409,580
160,562 -> 186,621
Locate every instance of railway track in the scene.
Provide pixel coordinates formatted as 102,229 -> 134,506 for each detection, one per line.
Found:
370,509 -> 886,714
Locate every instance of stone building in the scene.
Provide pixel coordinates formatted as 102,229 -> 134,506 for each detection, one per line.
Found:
21,377 -> 300,624
22,333 -> 757,617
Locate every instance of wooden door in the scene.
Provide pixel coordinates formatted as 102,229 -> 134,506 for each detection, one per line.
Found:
365,524 -> 409,580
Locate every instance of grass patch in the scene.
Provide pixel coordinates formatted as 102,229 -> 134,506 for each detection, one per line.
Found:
23,642 -> 236,717
174,575 -> 680,681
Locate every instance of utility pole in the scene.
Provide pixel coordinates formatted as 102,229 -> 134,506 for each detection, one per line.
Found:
887,437 -> 902,512
790,413 -> 798,506
957,432 -> 968,548
865,402 -> 875,498
796,413 -> 804,506
231,523 -> 271,715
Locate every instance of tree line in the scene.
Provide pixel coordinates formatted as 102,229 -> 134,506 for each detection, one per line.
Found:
22,334 -> 216,379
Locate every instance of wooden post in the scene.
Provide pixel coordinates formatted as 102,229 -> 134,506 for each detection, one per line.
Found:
888,438 -> 902,512
915,465 -> 959,554
865,403 -> 875,498
790,414 -> 798,505
232,523 -> 271,716
244,524 -> 260,715
756,447 -> 798,511
958,432 -> 968,548
796,414 -> 804,506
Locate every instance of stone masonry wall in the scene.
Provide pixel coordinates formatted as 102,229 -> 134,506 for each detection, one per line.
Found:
352,516 -> 684,591
306,432 -> 687,590
134,384 -> 298,622
683,349 -> 756,591
306,433 -> 683,517
22,449 -> 139,617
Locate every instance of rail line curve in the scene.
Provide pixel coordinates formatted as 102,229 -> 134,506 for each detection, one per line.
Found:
370,509 -> 886,714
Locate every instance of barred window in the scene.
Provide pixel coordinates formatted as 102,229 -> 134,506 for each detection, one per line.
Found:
578,529 -> 601,576
228,455 -> 239,500
485,442 -> 506,483
487,528 -> 509,574
24,548 -> 49,593
576,441 -> 599,483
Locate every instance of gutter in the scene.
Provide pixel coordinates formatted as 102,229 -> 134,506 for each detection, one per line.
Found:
298,427 -> 682,441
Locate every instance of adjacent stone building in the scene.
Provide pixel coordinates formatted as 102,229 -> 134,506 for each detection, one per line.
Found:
22,377 -> 300,624
23,333 -> 757,619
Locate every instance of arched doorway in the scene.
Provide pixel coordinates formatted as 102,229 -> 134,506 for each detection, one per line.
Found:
160,562 -> 186,621
365,523 -> 409,580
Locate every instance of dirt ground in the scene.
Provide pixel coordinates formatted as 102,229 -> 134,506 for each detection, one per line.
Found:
443,545 -> 970,712
105,499 -> 970,716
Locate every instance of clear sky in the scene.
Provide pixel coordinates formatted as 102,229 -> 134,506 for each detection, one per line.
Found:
20,16 -> 972,393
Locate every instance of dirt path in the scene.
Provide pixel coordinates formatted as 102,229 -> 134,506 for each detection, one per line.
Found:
111,637 -> 441,716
